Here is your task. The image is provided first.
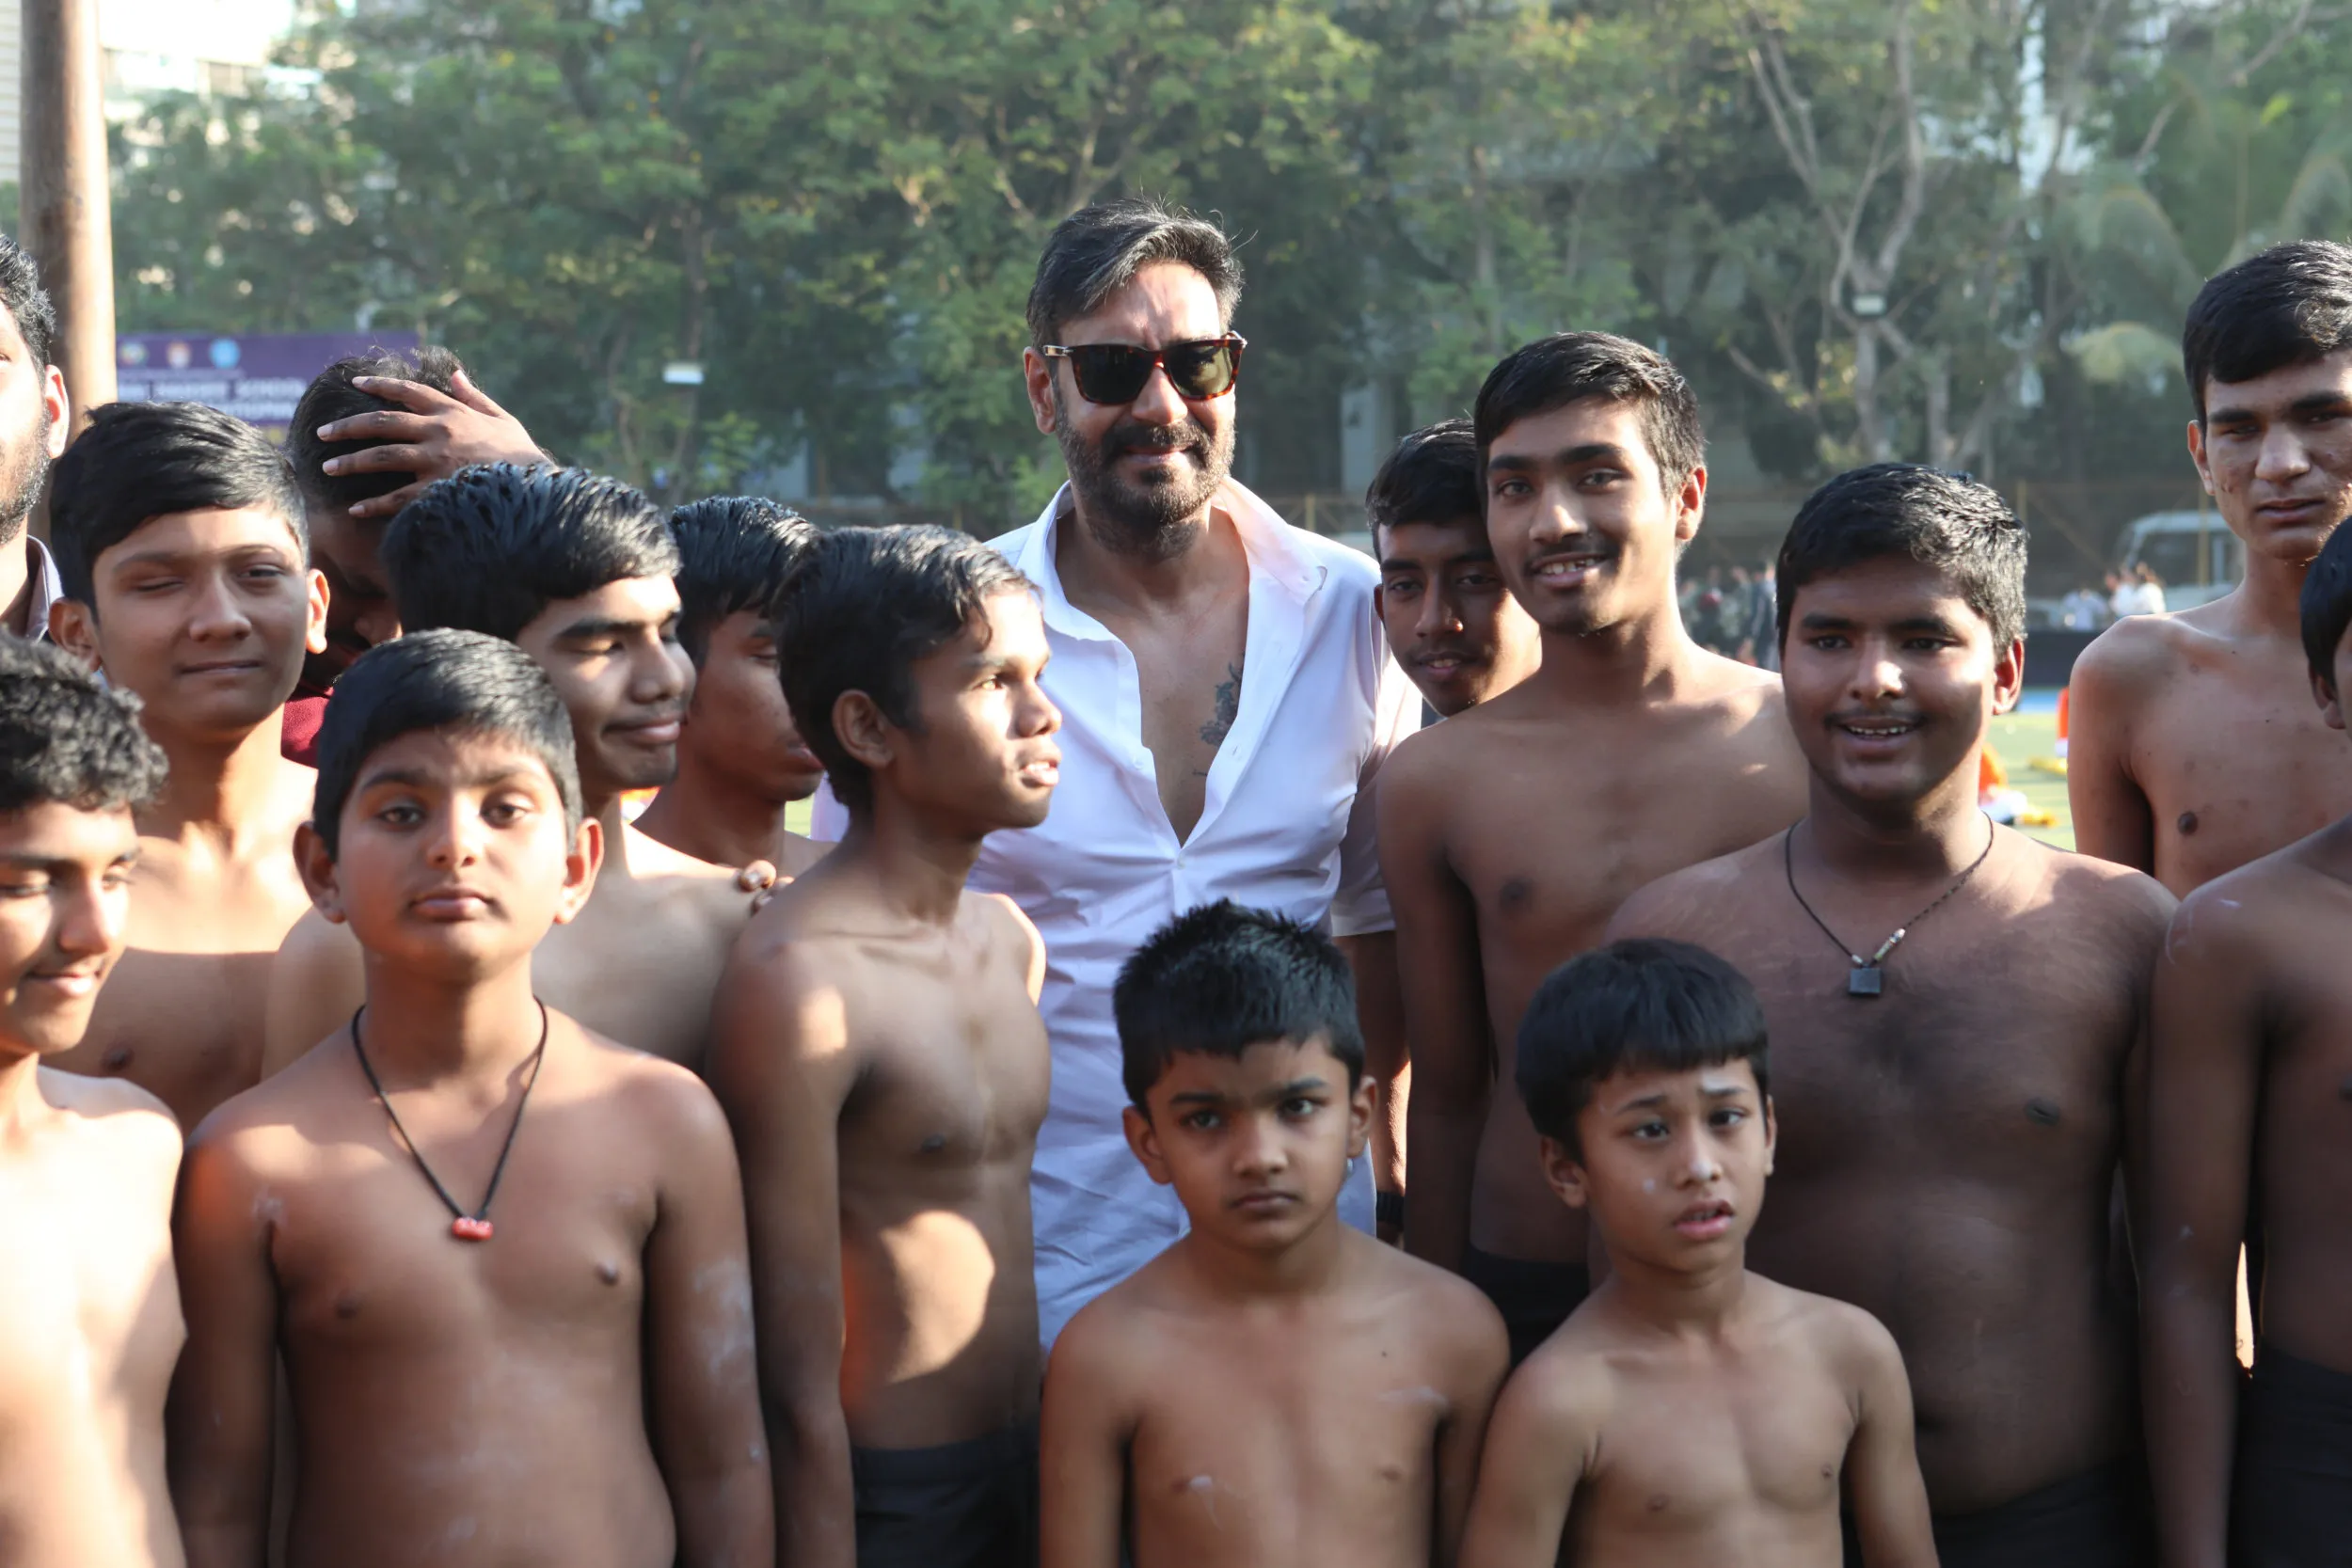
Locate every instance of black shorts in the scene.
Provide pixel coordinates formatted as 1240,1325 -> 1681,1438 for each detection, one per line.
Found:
1459,1245 -> 1589,1368
1843,1463 -> 2151,1568
2234,1346 -> 2352,1567
851,1421 -> 1037,1568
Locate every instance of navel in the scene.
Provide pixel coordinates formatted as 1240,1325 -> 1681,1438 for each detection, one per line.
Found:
2177,811 -> 2200,836
101,1046 -> 132,1071
919,1133 -> 948,1155
333,1291 -> 362,1320
2026,1098 -> 2062,1127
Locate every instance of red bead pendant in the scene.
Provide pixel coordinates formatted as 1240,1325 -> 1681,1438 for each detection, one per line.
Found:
451,1216 -> 495,1242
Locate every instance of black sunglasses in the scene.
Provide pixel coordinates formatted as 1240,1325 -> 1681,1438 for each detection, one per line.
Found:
1040,335 -> 1248,405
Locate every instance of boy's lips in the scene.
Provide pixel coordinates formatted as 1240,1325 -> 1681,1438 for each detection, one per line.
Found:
612,718 -> 683,746
412,887 -> 495,918
1232,1189 -> 1299,1215
1675,1200 -> 1735,1240
23,967 -> 104,998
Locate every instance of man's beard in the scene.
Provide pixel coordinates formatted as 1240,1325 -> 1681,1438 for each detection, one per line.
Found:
0,406 -> 53,548
1054,388 -> 1233,562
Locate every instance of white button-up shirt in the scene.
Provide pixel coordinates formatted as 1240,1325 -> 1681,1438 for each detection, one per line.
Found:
813,480 -> 1421,1343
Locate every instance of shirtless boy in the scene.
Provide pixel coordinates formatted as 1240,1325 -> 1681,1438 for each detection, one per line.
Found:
46,401 -> 329,1126
169,628 -> 771,1568
1462,938 -> 1933,1568
0,639 -> 182,1568
710,525 -> 1059,1566
1370,419 -> 1540,718
1042,900 -> 1507,1568
2070,240 -> 2352,895
2141,517 -> 2352,1568
1611,464 -> 2173,1565
1382,333 -> 1807,1360
264,464 -> 760,1071
634,496 -> 827,877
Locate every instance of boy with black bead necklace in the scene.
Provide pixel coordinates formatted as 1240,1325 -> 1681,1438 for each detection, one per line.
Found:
168,629 -> 771,1568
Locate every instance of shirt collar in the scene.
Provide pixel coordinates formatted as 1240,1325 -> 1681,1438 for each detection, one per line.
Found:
15,535 -> 63,642
1013,478 -> 1325,641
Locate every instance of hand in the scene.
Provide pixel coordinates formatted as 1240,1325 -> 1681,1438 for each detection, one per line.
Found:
315,368 -> 547,519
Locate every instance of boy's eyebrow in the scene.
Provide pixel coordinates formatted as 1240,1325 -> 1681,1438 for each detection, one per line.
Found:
106,538 -> 300,570
1487,441 -> 1627,476
354,762 -> 545,792
553,613 -> 665,641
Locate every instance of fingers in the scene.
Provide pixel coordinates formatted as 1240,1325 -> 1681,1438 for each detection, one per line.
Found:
449,367 -> 512,419
320,442 -> 429,478
314,406 -> 439,447
735,860 -> 780,895
344,479 -> 434,520
339,375 -> 459,420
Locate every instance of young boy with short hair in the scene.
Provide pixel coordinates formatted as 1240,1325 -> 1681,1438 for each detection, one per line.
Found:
1041,899 -> 1508,1568
1460,938 -> 1935,1568
0,637 -> 183,1568
1369,419 -> 1540,719
711,523 -> 1060,1568
264,465 -> 766,1072
44,400 -> 330,1128
169,627 -> 771,1568
634,496 -> 827,877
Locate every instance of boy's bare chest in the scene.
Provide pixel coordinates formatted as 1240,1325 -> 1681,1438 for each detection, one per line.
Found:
841,963 -> 1050,1164
532,909 -> 732,1067
0,1163 -> 180,1411
2137,663 -> 2352,889
1581,1367 -> 1851,1540
60,947 -> 281,1128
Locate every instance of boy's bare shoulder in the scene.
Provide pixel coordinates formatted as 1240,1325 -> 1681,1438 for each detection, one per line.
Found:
2024,830 -> 2177,930
1609,834 -> 1782,938
561,1012 -> 731,1133
184,1036 -> 353,1172
1752,1274 -> 1904,1385
2071,605 -> 2227,704
1356,1230 -> 1508,1368
33,1065 -> 183,1164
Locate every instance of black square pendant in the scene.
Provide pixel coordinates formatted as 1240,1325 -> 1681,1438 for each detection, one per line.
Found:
1847,965 -> 1884,997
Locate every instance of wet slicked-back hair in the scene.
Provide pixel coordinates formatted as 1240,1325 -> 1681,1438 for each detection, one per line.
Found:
0,637 -> 166,815
49,400 -> 307,604
669,496 -> 818,666
768,524 -> 1031,817
310,628 -> 582,860
1517,938 -> 1770,1158
1774,463 -> 2026,649
286,346 -> 466,517
1472,332 -> 1705,491
2183,241 -> 2352,421
2299,515 -> 2352,687
1114,899 -> 1364,1109
1025,198 -> 1244,347
1367,419 -> 1483,546
381,465 -> 680,642
0,234 -> 56,369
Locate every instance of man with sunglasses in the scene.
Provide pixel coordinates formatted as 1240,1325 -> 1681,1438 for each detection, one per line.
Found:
816,198 -> 1418,1349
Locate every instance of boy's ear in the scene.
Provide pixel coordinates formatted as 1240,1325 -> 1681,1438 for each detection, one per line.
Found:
1991,634 -> 2026,716
48,599 -> 102,674
831,689 -> 896,776
1537,1134 -> 1592,1211
1121,1103 -> 1175,1188
1345,1072 -> 1376,1163
550,815 -> 604,927
1670,462 -> 1708,545
1762,1093 -> 1778,1179
2315,667 -> 2346,732
303,568 -> 330,657
294,821 -> 347,924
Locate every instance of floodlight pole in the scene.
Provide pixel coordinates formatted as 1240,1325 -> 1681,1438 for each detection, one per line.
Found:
20,0 -> 119,444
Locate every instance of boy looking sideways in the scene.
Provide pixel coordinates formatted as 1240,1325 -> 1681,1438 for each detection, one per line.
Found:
1041,900 -> 1507,1568
264,465 -> 765,1073
1370,419 -> 1540,718
169,628 -> 771,1568
634,496 -> 828,878
1460,939 -> 1934,1568
0,639 -> 183,1568
710,525 -> 1060,1568
2141,517 -> 2352,1568
1611,465 -> 2171,1565
45,401 -> 328,1128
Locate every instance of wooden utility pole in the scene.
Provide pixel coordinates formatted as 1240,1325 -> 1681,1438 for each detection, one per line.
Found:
19,0 -> 117,436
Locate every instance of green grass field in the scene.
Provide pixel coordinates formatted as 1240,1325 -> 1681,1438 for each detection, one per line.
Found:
1989,709 -> 2074,851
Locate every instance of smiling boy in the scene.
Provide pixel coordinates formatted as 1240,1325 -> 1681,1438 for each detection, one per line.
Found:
1380,334 -> 1806,1361
169,629 -> 770,1568
1369,420 -> 1540,719
264,466 -> 765,1073
43,401 -> 328,1128
1041,900 -> 1507,1568
1610,465 -> 2172,1565
0,638 -> 183,1568
1461,939 -> 1933,1568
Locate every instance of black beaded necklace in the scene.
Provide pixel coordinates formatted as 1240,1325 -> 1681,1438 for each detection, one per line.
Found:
350,1000 -> 550,1242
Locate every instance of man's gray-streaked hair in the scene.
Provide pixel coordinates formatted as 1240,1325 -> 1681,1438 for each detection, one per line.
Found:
1025,198 -> 1244,347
